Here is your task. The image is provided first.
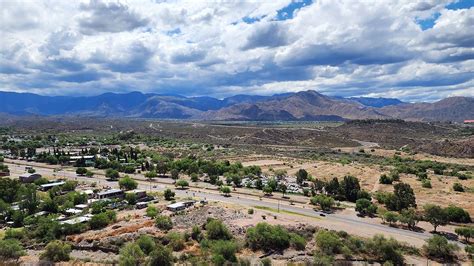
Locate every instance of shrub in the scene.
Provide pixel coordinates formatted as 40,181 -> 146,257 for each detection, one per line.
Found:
452,183 -> 464,192
211,240 -> 238,262
155,215 -> 173,231
421,179 -> 432,188
119,176 -> 138,190
366,234 -> 404,265
246,222 -> 291,251
40,240 -> 71,262
89,213 -> 111,229
165,232 -> 185,251
75,167 -> 87,176
248,208 -> 254,215
136,235 -> 156,255
206,219 -> 232,240
444,205 -> 471,223
119,243 -> 145,266
0,239 -> 26,261
191,225 -> 202,241
163,189 -> 175,201
310,195 -> 335,211
146,205 -> 159,218
289,233 -> 306,250
423,235 -> 459,261
147,244 -> 174,266
379,174 -> 393,184
105,169 -> 120,180
315,230 -> 341,255
455,227 -> 474,242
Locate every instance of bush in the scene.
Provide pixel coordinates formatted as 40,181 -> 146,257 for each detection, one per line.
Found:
119,176 -> 138,190
136,235 -> 156,255
310,195 -> 335,211
289,233 -> 306,250
211,240 -> 238,262
452,183 -> 464,192
454,227 -> 474,242
40,240 -> 71,262
165,232 -> 185,251
175,179 -> 189,189
155,215 -> 173,231
75,167 -> 87,176
105,169 -> 120,180
444,205 -> 471,223
246,222 -> 291,251
119,243 -> 145,266
191,225 -> 202,241
379,174 -> 393,184
423,235 -> 459,261
355,198 -> 377,216
147,244 -> 174,266
163,189 -> 175,201
366,234 -> 404,265
206,219 -> 232,240
89,212 -> 113,229
0,239 -> 26,261
248,208 -> 254,215
421,179 -> 432,188
146,205 -> 159,218
315,230 -> 341,255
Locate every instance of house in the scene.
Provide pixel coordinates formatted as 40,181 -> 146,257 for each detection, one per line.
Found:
166,200 -> 196,212
96,189 -> 124,199
136,202 -> 148,209
126,189 -> 147,199
59,216 -> 91,225
19,173 -> 42,183
69,155 -> 96,167
65,208 -> 83,215
40,181 -> 65,191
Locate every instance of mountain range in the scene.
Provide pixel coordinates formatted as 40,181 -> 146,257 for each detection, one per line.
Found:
0,90 -> 472,122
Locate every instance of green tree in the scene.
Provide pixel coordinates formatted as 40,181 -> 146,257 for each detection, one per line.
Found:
379,174 -> 393,184
279,183 -> 287,197
424,204 -> 448,232
311,195 -> 335,211
89,212 -> 111,229
340,175 -> 361,202
170,169 -> 179,180
384,211 -> 398,226
163,189 -> 175,201
155,215 -> 173,231
206,219 -> 232,240
146,205 -> 159,218
147,244 -> 174,266
175,179 -> 189,189
136,235 -> 156,255
246,222 -> 291,251
119,242 -> 145,266
355,198 -> 377,216
399,208 -> 420,229
296,169 -> 308,185
211,240 -> 238,263
423,235 -> 459,260
105,168 -> 120,180
220,186 -> 231,197
386,183 -> 416,211
315,230 -> 341,255
125,193 -> 137,205
455,227 -> 474,242
40,240 -> 71,262
76,167 -> 87,176
119,176 -> 138,191
452,182 -> 464,192
444,205 -> 471,223
0,239 -> 26,261
262,185 -> 273,196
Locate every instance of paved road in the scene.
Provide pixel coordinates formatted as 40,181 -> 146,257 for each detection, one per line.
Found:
4,159 -> 464,248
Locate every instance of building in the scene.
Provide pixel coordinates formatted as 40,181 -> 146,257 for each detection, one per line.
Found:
126,189 -> 147,199
60,216 -> 91,225
166,200 -> 196,212
40,181 -> 65,191
96,189 -> 124,199
19,173 -> 42,183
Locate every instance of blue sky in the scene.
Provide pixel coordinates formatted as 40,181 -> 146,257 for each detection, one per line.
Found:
0,0 -> 473,102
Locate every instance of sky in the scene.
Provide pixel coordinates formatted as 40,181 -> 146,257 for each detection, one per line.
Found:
0,0 -> 473,102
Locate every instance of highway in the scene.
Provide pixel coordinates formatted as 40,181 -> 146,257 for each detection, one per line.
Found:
4,159 -> 464,248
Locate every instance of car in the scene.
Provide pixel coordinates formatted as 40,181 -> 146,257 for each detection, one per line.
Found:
319,213 -> 326,217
